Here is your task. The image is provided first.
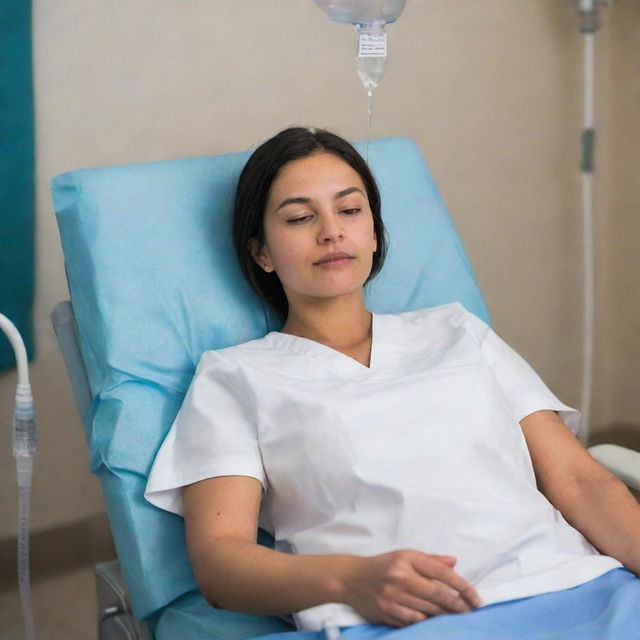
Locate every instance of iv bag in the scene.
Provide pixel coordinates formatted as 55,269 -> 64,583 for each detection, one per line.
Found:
313,0 -> 408,92
312,0 -> 407,26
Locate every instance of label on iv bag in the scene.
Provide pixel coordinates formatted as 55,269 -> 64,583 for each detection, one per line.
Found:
358,31 -> 387,58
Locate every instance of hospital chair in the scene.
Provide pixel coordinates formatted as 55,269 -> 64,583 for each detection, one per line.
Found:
49,137 -> 640,640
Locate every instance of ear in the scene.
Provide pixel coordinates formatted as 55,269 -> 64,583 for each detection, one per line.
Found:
248,237 -> 271,270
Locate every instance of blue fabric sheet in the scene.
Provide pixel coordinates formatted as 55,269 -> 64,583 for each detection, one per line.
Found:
249,568 -> 640,640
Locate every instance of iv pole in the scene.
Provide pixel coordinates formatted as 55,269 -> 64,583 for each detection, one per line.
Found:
572,0 -> 613,447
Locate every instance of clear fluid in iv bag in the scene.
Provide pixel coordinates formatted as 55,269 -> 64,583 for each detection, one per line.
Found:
356,25 -> 387,91
357,56 -> 386,92
356,25 -> 387,163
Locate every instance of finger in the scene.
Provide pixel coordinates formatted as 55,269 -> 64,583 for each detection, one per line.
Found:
384,602 -> 429,628
429,578 -> 475,612
409,562 -> 480,610
431,555 -> 457,567
394,590 -> 453,618
423,579 -> 472,614
448,576 -> 483,609
398,572 -> 471,614
413,557 -> 482,608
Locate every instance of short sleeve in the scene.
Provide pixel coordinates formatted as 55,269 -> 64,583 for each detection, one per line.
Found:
144,350 -> 268,517
460,304 -> 582,436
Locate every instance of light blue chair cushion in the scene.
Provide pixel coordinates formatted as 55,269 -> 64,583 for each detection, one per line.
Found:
50,137 -> 491,635
150,589 -> 296,640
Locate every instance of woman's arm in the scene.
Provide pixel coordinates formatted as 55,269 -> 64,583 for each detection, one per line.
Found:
182,475 -> 481,624
183,475 -> 349,614
520,410 -> 640,575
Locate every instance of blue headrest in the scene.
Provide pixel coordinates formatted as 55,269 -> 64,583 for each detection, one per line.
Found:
51,137 -> 490,620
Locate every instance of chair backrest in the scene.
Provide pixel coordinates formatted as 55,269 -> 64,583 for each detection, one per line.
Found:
50,136 -> 491,619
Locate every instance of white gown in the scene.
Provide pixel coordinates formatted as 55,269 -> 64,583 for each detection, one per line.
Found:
144,302 -> 622,632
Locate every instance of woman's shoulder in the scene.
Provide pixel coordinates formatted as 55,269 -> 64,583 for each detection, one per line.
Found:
387,300 -> 468,327
195,331 -> 298,376
382,302 -> 482,351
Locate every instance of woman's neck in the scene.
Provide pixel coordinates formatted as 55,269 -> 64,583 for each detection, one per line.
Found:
281,306 -> 373,350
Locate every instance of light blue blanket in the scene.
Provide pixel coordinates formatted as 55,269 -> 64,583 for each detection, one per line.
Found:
249,568 -> 640,640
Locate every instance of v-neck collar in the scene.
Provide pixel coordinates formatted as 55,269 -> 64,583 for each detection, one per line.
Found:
267,311 -> 380,373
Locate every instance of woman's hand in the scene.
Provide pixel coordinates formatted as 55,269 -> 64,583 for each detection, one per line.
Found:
338,549 -> 483,628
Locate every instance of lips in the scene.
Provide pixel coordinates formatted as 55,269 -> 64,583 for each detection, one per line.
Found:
315,251 -> 354,264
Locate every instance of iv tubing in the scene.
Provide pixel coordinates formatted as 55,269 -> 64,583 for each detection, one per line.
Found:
18,482 -> 35,640
0,313 -> 30,390
1,312 -> 37,640
579,32 -> 595,447
366,88 -> 374,164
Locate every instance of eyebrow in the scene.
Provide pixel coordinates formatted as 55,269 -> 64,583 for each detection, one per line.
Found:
275,186 -> 365,212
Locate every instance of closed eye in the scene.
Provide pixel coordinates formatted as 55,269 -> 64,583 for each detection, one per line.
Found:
288,209 -> 361,224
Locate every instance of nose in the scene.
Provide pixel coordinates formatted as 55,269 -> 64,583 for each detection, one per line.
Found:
317,210 -> 344,243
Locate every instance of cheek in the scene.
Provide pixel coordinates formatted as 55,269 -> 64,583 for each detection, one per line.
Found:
263,225 -> 294,262
358,217 -> 376,241
273,238 -> 307,271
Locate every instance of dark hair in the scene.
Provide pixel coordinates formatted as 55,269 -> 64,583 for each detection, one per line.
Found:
232,126 -> 389,322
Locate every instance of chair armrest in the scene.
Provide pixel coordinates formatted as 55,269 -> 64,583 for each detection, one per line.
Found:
587,444 -> 640,491
50,300 -> 93,429
96,560 -> 153,640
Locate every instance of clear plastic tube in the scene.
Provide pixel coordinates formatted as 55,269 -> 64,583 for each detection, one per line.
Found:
366,87 -> 374,163
18,478 -> 36,640
14,406 -> 37,462
0,314 -> 30,388
14,411 -> 37,640
1,312 -> 37,639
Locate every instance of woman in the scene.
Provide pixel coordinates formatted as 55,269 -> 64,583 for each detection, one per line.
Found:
145,126 -> 640,639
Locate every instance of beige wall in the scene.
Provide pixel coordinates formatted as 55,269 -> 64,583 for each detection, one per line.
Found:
602,0 -> 640,427
0,0 -> 637,539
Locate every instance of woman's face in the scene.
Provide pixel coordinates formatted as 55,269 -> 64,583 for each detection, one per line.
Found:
250,152 -> 378,305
